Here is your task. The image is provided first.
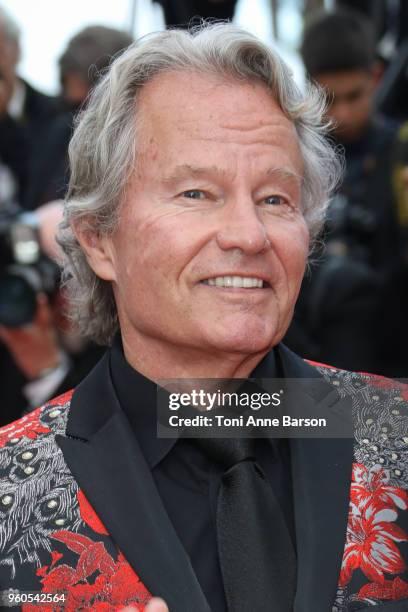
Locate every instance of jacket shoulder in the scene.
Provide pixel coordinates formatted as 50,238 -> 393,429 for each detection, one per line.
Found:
306,359 -> 408,394
0,389 -> 74,450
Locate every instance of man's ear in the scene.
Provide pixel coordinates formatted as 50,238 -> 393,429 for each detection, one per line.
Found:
72,220 -> 117,282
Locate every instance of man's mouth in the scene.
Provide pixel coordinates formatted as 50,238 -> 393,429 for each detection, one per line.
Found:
201,276 -> 269,288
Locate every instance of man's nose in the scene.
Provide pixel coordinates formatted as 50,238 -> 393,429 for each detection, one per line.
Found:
215,198 -> 271,255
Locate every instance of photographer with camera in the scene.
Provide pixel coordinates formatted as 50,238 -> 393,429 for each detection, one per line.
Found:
0,200 -> 104,425
0,12 -> 133,426
0,5 -> 66,424
285,7 -> 407,376
0,200 -> 65,423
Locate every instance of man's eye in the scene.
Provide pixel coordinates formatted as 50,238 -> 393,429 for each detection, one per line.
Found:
182,190 -> 206,200
264,195 -> 286,206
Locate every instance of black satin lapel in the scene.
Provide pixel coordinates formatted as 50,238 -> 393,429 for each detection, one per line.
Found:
56,414 -> 210,612
276,344 -> 355,611
56,355 -> 210,612
290,436 -> 354,612
275,343 -> 327,381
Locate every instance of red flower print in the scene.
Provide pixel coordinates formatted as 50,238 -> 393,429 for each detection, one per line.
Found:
77,489 -> 109,535
340,501 -> 408,586
50,550 -> 64,568
40,563 -> 78,592
22,530 -> 151,612
351,464 -> 408,512
109,559 -> 150,605
0,406 -> 50,449
50,531 -> 116,580
48,390 -> 74,406
358,576 -> 408,600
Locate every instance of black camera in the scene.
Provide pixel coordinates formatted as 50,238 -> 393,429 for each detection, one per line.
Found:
0,202 -> 60,327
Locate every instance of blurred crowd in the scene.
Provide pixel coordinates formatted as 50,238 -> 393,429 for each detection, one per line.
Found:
1,0 -> 408,427
285,1 -> 408,378
0,9 -> 133,425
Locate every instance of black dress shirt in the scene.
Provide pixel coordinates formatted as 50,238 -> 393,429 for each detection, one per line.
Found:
109,337 -> 295,612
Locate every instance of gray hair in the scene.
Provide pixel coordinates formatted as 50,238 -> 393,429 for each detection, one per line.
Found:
0,5 -> 20,45
58,22 -> 342,346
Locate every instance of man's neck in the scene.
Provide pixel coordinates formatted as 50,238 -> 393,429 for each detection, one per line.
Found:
120,332 -> 270,383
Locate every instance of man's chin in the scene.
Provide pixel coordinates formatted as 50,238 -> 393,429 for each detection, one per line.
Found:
204,330 -> 276,358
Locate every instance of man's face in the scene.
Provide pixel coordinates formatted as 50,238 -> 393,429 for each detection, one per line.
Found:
98,71 -> 309,360
315,69 -> 375,144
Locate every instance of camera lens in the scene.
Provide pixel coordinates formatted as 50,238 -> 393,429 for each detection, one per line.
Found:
0,274 -> 37,327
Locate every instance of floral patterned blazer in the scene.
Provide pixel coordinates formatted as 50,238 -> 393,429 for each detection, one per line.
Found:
0,345 -> 407,612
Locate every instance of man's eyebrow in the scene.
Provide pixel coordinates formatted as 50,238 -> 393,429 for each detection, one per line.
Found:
265,167 -> 303,185
162,165 -> 226,184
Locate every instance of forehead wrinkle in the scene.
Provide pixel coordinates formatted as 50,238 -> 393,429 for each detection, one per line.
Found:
178,118 -> 292,135
175,120 -> 300,152
217,117 -> 292,132
175,131 -> 299,150
162,164 -> 303,187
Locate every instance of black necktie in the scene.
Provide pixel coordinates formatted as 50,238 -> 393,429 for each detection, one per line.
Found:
196,437 -> 296,612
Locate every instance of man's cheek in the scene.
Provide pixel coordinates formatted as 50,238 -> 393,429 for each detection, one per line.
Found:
289,233 -> 309,273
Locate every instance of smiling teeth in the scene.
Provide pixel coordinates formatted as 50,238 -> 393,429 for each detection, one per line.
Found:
204,276 -> 264,288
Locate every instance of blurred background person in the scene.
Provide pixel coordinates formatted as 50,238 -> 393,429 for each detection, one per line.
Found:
284,6 -> 408,377
0,200 -> 105,426
0,20 -> 133,426
26,26 -> 134,216
59,25 -> 134,109
0,5 -> 61,210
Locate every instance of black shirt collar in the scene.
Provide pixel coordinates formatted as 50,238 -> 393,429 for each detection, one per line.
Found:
109,334 -> 278,469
